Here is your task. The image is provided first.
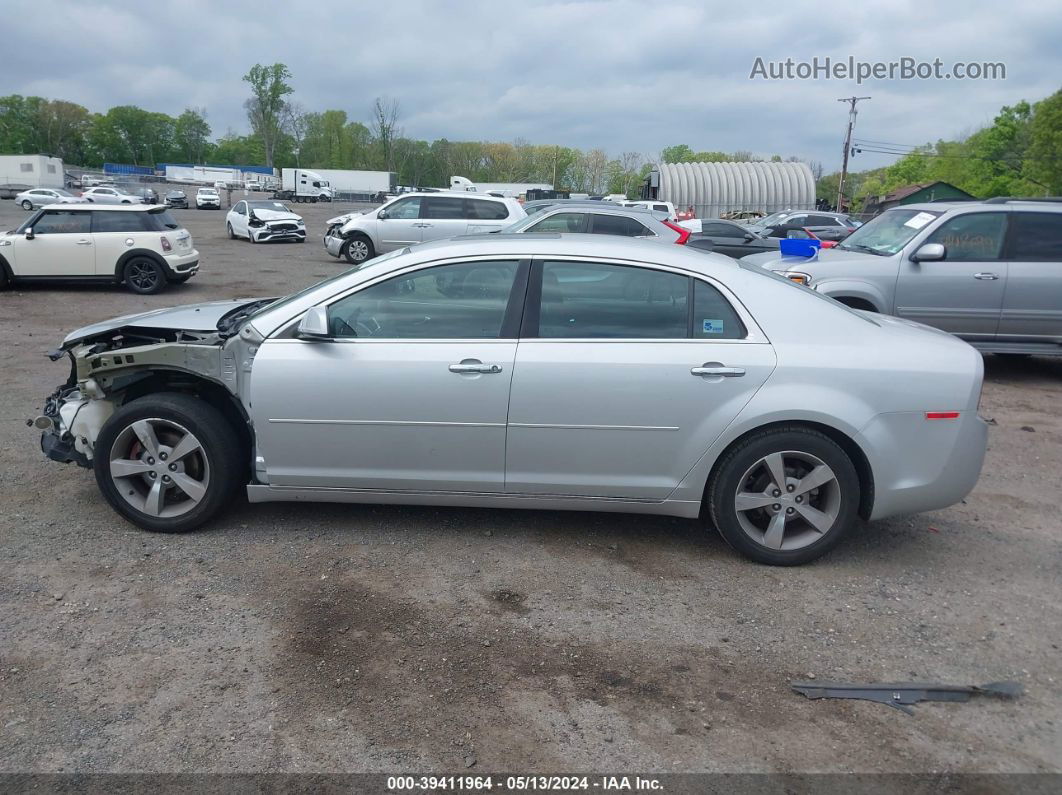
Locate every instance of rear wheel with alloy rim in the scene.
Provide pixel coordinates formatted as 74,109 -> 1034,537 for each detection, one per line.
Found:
93,394 -> 243,533
342,236 -> 373,265
21,200 -> 33,210
123,257 -> 165,294
707,427 -> 859,565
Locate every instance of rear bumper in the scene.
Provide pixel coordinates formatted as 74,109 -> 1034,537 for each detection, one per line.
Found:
859,410 -> 988,520
163,249 -> 200,277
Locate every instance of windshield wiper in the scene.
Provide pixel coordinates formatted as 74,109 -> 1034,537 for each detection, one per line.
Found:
839,242 -> 888,256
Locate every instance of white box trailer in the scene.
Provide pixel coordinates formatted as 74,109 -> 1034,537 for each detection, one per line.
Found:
309,169 -> 394,197
449,175 -> 552,198
165,164 -> 242,186
0,155 -> 65,189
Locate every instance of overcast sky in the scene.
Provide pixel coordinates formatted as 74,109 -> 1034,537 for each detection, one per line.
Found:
5,0 -> 1060,173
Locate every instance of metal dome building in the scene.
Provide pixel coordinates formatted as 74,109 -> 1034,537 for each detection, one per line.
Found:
644,161 -> 817,219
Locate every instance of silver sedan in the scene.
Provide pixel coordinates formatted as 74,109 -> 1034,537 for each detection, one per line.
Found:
14,188 -> 87,210
37,235 -> 987,565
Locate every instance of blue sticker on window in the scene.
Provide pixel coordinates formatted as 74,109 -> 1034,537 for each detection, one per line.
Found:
702,319 -> 724,334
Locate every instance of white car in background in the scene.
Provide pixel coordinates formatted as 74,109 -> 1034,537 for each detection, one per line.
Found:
226,199 -> 306,243
14,188 -> 88,210
0,204 -> 198,293
622,199 -> 677,219
323,191 -> 525,264
80,186 -> 142,205
196,188 -> 221,209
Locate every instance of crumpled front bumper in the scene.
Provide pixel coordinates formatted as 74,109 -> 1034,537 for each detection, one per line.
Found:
324,234 -> 344,258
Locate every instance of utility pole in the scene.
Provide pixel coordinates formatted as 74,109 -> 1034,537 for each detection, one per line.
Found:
836,96 -> 870,212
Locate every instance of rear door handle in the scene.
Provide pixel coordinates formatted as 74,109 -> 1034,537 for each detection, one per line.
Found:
75,239 -> 92,246
973,272 -> 999,280
691,365 -> 745,378
449,363 -> 503,374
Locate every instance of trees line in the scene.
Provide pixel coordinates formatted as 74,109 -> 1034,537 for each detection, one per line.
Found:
818,88 -> 1062,207
5,61 -> 1055,200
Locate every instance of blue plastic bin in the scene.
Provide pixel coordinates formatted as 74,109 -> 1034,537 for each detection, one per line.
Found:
779,238 -> 821,258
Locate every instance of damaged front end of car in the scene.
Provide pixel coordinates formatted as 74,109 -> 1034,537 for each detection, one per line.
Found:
35,300 -> 270,469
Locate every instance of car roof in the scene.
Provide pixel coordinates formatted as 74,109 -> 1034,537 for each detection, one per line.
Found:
531,204 -> 669,221
36,203 -> 160,211
413,233 -> 732,268
900,200 -> 1062,214
391,191 -> 514,201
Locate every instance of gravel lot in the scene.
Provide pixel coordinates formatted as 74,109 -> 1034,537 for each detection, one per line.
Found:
0,193 -> 1060,774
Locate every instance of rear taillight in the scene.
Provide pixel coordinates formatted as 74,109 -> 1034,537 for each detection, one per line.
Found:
925,411 -> 960,420
160,236 -> 172,252
662,220 -> 690,245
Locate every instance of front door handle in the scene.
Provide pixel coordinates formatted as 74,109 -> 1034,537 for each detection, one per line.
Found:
449,362 -> 503,374
691,365 -> 745,378
973,272 -> 999,280
75,239 -> 92,246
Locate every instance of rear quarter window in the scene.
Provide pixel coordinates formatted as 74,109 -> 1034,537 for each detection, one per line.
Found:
465,199 -> 509,220
92,211 -> 155,233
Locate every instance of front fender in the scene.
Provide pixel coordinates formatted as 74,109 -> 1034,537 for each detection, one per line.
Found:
811,278 -> 890,313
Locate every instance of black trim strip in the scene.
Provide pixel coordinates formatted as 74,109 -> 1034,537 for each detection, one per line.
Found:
521,259 -> 543,338
499,259 -> 531,338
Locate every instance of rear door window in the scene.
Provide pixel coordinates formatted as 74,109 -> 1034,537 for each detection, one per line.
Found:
422,197 -> 466,219
1007,213 -> 1062,260
589,214 -> 649,237
693,280 -> 747,339
536,261 -> 689,338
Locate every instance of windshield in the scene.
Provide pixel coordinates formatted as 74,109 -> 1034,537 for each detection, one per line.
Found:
248,201 -> 292,212
838,208 -> 942,256
754,211 -> 789,227
199,189 -> 218,196
246,247 -> 413,322
166,191 -> 184,198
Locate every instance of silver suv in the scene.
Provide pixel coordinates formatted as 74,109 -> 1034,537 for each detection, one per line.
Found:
324,192 -> 525,264
743,198 -> 1062,356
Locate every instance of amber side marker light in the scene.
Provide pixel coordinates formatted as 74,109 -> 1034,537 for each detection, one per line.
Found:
925,411 -> 961,420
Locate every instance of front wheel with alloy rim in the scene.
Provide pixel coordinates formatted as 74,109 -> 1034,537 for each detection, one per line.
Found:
123,257 -> 166,294
707,427 -> 859,565
342,235 -> 374,265
227,222 -> 236,239
21,200 -> 32,210
93,394 -> 244,533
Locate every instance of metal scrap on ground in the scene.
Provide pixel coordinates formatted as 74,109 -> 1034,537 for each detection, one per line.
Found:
790,680 -> 1023,715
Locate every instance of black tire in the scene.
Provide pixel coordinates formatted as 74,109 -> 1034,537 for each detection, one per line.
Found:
123,257 -> 166,294
93,393 -> 244,533
0,266 -> 8,290
707,426 -> 860,566
342,235 -> 374,265
227,222 -> 236,239
21,199 -> 33,210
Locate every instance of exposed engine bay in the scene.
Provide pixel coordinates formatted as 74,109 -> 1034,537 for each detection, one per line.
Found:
35,299 -> 271,468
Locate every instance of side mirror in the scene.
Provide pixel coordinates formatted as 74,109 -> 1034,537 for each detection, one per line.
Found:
743,232 -> 755,241
297,306 -> 331,340
377,209 -> 389,220
24,228 -> 34,240
911,243 -> 945,263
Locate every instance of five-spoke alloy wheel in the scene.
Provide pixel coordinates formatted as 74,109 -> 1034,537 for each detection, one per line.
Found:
94,394 -> 244,533
708,427 -> 859,565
